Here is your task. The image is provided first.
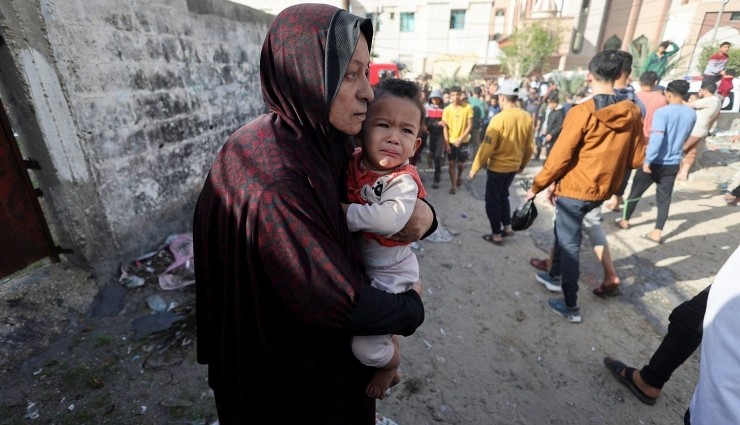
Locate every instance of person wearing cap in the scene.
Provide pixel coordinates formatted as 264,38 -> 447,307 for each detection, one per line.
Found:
442,86 -> 474,194
615,80 -> 696,244
425,89 -> 446,188
468,81 -> 533,245
642,40 -> 679,81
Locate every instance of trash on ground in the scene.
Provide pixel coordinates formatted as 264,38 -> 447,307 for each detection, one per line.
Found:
145,294 -> 168,313
158,234 -> 195,290
426,224 -> 454,243
130,312 -> 186,340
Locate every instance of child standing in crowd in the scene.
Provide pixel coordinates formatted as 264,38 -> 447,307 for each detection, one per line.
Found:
344,78 -> 427,399
717,68 -> 734,102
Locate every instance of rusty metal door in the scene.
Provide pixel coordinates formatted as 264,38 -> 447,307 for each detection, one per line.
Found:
0,97 -> 58,278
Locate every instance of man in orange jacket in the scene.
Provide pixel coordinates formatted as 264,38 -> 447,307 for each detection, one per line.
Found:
525,50 -> 646,323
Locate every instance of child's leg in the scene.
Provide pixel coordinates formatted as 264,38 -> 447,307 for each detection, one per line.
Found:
366,335 -> 401,399
351,334 -> 401,399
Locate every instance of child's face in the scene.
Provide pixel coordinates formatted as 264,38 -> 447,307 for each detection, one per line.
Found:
360,96 -> 422,171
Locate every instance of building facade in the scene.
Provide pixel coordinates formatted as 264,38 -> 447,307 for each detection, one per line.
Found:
237,0 -> 740,80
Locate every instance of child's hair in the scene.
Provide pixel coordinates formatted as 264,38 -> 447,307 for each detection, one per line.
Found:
616,50 -> 633,75
639,71 -> 659,87
721,41 -> 731,48
372,78 -> 426,126
725,68 -> 736,77
588,50 -> 623,83
701,81 -> 717,94
659,40 -> 670,49
666,80 -> 690,96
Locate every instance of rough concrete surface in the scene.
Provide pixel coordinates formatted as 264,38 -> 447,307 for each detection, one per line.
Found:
0,135 -> 738,424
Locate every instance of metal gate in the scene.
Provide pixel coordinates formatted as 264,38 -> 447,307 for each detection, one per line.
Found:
0,97 -> 58,278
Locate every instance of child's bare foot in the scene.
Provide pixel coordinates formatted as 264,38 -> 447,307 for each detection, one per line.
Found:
366,368 -> 400,399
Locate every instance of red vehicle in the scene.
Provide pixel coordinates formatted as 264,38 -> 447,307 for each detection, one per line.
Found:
369,63 -> 399,86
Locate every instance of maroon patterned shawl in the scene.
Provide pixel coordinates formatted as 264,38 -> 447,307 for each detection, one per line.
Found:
194,4 -> 423,423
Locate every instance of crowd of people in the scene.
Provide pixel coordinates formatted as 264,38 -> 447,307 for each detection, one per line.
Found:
192,4 -> 739,423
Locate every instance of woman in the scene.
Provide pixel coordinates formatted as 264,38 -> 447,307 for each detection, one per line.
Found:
193,5 -> 433,424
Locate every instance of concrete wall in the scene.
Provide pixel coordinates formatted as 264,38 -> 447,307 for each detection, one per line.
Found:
0,0 -> 272,281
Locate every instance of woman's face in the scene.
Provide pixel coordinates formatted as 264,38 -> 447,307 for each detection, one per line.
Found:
329,35 -> 374,135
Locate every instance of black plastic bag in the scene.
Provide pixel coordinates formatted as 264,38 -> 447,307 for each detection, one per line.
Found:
511,199 -> 538,231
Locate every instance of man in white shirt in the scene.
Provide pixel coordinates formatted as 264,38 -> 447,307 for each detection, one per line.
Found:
686,244 -> 740,424
678,82 -> 721,181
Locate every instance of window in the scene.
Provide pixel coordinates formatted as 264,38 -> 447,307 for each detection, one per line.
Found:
450,9 -> 466,30
366,12 -> 380,32
603,35 -> 622,51
571,0 -> 590,53
632,35 -> 649,59
731,12 -> 740,21
495,9 -> 505,17
400,12 -> 415,32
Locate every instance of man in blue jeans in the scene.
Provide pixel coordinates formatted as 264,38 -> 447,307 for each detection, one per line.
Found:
525,50 -> 645,323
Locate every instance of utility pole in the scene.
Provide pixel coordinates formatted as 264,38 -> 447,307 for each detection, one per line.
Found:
342,0 -> 350,11
710,0 -> 730,46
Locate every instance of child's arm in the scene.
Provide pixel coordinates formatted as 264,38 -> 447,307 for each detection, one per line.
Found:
346,175 -> 419,237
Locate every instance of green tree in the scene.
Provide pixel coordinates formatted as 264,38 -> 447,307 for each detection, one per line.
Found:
499,23 -> 561,78
435,66 -> 469,89
548,72 -> 586,98
696,44 -> 740,75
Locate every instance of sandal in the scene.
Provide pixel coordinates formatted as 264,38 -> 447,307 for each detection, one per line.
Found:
449,188 -> 456,195
482,234 -> 503,245
529,258 -> 549,271
603,357 -> 657,405
640,234 -> 662,245
593,282 -> 622,298
724,193 -> 738,205
612,218 -> 629,230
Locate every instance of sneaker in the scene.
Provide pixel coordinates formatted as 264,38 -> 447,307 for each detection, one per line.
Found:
535,271 -> 562,292
548,298 -> 582,323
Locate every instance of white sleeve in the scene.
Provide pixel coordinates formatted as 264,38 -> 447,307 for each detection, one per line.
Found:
346,174 -> 419,237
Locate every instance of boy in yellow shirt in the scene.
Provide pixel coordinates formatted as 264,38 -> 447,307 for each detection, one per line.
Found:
442,86 -> 473,194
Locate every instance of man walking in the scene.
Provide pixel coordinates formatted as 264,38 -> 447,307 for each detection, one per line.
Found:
615,80 -> 696,244
678,82 -> 722,181
525,50 -> 646,323
468,81 -> 533,245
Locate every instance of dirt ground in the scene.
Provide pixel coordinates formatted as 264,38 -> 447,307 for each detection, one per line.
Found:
1,135 -> 739,425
